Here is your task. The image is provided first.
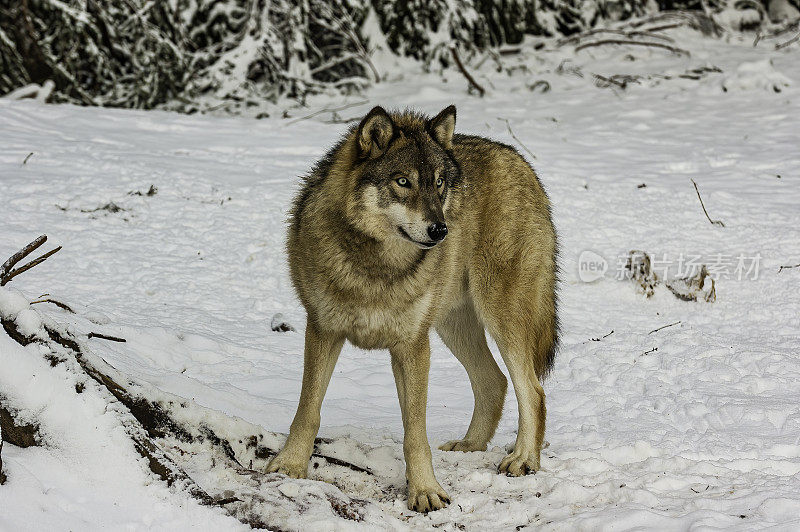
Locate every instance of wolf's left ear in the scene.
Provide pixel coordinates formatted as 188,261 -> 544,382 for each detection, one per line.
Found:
428,105 -> 456,150
357,106 -> 396,159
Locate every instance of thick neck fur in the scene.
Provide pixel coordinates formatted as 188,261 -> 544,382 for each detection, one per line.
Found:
319,201 -> 431,284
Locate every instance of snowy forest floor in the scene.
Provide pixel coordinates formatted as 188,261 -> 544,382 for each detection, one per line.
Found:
2,29 -> 800,530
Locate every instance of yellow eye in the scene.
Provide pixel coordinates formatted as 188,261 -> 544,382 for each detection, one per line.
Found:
436,177 -> 444,188
396,177 -> 409,187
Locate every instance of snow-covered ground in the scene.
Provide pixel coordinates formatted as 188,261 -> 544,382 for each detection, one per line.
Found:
2,29 -> 800,530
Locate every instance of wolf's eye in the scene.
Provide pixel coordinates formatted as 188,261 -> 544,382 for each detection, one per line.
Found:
436,177 -> 444,188
395,177 -> 410,187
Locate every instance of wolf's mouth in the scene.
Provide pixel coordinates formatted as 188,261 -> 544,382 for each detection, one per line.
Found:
397,226 -> 437,249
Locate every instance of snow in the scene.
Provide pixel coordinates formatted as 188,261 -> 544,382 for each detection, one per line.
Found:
2,30 -> 800,530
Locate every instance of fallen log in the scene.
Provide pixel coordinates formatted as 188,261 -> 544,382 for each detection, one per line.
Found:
0,236 -> 378,528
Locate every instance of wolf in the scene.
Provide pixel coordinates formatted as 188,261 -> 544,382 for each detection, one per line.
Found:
268,105 -> 558,513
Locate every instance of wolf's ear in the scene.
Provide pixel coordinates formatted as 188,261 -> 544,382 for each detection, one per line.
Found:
428,105 -> 456,150
357,106 -> 395,159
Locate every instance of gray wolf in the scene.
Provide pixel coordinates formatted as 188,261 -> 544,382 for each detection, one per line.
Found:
267,105 -> 558,513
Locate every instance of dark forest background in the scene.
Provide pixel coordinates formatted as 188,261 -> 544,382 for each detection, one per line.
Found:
1,0 -> 797,113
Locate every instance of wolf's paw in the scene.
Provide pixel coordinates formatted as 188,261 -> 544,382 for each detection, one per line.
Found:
265,455 -> 308,479
408,483 -> 451,513
438,439 -> 486,452
498,449 -> 540,476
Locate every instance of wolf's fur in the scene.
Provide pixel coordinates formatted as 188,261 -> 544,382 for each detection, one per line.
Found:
267,105 -> 558,513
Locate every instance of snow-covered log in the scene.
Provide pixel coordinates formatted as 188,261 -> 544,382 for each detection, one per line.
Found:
0,237 -> 389,529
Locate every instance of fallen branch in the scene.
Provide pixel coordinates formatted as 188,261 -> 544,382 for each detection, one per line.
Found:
623,11 -> 722,36
778,263 -> 800,273
1,238 -> 377,527
498,118 -> 536,160
576,39 -> 689,56
559,28 -> 676,46
591,330 -> 614,342
450,46 -> 486,97
691,179 -> 725,227
593,74 -> 641,90
649,321 -> 681,334
87,332 -> 127,342
1,235 -> 62,286
22,152 -> 34,165
755,17 -> 800,48
643,23 -> 683,33
284,100 -> 369,126
775,32 -> 800,50
30,297 -> 75,313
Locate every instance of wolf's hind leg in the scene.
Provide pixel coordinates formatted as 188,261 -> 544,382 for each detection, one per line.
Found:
435,300 -> 507,452
266,323 -> 344,478
492,332 -> 546,476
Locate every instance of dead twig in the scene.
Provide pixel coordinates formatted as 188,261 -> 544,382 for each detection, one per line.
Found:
642,347 -> 658,356
778,263 -> 800,273
88,332 -> 127,342
22,152 -> 34,165
576,39 -> 689,56
649,321 -> 681,334
582,330 -> 614,344
311,453 -> 373,475
594,73 -> 641,90
623,11 -> 721,36
1,235 -> 62,286
498,118 -> 536,160
30,298 -> 75,313
775,32 -> 800,50
644,23 -> 683,33
559,28 -> 676,46
690,179 -> 725,227
592,330 -> 614,341
284,100 -> 369,126
450,46 -> 486,96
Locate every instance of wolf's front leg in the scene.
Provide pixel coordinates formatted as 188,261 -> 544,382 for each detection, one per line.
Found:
267,323 -> 344,478
390,338 -> 450,512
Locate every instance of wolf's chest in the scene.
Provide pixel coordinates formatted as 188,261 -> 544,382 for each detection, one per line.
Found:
315,290 -> 434,350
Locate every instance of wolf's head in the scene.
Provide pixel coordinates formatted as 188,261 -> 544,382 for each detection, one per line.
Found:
344,106 -> 460,249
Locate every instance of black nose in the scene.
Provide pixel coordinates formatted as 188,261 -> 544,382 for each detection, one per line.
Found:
427,222 -> 448,242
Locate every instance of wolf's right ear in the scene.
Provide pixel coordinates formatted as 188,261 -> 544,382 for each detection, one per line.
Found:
428,105 -> 456,150
357,106 -> 395,159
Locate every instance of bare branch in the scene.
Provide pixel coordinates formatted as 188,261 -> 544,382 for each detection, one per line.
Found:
775,32 -> 800,50
30,298 -> 75,313
576,39 -> 689,56
284,100 -> 369,126
1,235 -> 47,278
1,241 -> 62,286
592,330 -> 614,341
649,321 -> 681,334
87,332 -> 127,342
450,46 -> 486,97
559,27 -> 676,46
778,263 -> 800,273
498,118 -> 536,160
690,179 -> 725,227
